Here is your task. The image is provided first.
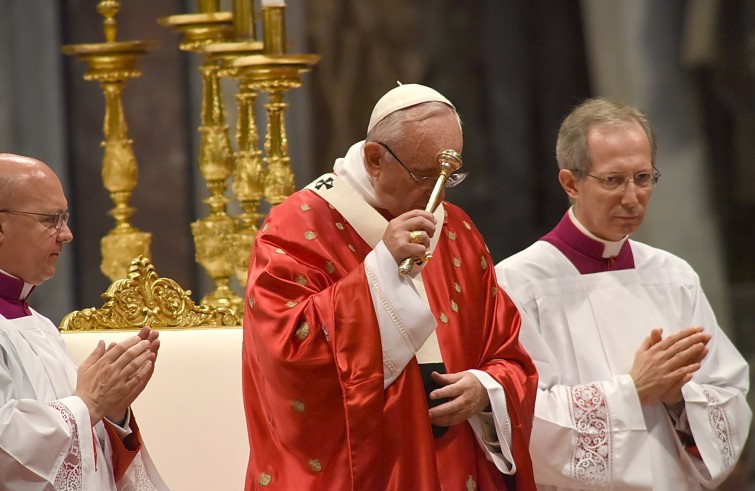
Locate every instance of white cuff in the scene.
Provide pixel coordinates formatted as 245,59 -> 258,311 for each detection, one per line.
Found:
104,406 -> 134,439
364,242 -> 436,388
467,369 -> 515,474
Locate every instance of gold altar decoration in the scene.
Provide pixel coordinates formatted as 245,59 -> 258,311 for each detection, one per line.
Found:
62,0 -> 154,281
158,8 -> 242,309
60,256 -> 239,331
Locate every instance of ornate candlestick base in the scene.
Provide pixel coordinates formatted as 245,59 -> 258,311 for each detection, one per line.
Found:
101,227 -> 152,282
190,201 -> 240,310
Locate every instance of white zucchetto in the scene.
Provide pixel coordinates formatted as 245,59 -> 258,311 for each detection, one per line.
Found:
367,82 -> 455,134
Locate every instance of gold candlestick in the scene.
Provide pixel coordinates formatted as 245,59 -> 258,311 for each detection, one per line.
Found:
261,6 -> 286,55
62,0 -> 155,281
198,0 -> 219,13
228,5 -> 318,206
261,80 -> 295,204
158,11 -> 244,309
231,53 -> 319,205
232,0 -> 255,40
229,81 -> 265,286
204,38 -> 265,286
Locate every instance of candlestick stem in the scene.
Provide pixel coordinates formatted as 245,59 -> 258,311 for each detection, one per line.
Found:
198,0 -> 219,13
232,0 -> 256,39
261,7 -> 286,55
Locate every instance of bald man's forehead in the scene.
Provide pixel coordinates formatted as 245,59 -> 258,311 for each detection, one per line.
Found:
0,155 -> 60,207
0,154 -> 53,181
0,153 -> 44,167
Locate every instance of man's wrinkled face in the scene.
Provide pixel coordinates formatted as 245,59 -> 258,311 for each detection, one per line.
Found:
563,121 -> 654,241
369,110 -> 463,218
0,166 -> 73,285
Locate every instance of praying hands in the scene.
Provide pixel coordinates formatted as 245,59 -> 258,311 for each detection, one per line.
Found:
629,326 -> 710,405
76,326 -> 160,425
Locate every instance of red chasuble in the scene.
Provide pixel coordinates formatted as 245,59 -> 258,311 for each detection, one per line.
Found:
242,187 -> 537,490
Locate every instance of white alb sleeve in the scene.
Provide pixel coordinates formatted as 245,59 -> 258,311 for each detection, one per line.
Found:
466,369 -> 515,474
364,241 -> 437,388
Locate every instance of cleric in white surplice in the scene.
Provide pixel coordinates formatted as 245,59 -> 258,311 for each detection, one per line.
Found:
495,98 -> 751,491
0,153 -> 168,490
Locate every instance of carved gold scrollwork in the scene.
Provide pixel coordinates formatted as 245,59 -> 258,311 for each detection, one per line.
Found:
60,256 -> 239,331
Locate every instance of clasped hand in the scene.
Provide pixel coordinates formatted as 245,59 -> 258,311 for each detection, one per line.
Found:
76,326 -> 160,426
427,371 -> 489,427
630,326 -> 710,405
383,210 -> 437,265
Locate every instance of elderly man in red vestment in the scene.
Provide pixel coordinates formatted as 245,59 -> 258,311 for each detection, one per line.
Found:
242,83 -> 538,490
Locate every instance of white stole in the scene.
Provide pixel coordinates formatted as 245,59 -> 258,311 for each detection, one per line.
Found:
305,173 -> 445,364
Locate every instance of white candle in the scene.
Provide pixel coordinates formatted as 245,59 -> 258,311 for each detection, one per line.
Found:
261,0 -> 286,6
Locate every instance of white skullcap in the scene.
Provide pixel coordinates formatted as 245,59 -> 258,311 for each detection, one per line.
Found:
367,82 -> 455,134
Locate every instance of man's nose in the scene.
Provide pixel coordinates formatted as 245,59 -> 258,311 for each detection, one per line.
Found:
57,222 -> 74,243
620,180 -> 640,206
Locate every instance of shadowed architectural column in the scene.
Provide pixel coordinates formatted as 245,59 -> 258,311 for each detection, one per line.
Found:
581,0 -> 732,328
0,0 -> 73,323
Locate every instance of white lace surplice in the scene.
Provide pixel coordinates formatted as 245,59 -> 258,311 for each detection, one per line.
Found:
0,310 -> 168,491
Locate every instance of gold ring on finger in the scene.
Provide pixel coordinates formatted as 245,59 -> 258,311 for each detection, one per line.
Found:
409,230 -> 423,244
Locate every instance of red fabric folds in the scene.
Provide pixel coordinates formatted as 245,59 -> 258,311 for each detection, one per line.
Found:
104,415 -> 142,482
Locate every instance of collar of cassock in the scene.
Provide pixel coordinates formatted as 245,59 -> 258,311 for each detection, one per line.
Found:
541,207 -> 634,274
0,268 -> 35,319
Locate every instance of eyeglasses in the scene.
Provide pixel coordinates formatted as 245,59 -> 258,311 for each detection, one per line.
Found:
583,169 -> 661,191
0,209 -> 70,231
376,142 -> 467,190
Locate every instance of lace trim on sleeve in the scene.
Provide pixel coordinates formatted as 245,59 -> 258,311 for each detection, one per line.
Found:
48,401 -> 83,491
703,389 -> 734,470
568,383 -> 613,486
117,453 -> 159,491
